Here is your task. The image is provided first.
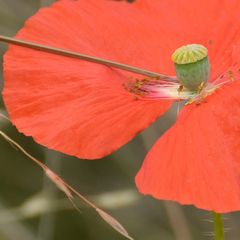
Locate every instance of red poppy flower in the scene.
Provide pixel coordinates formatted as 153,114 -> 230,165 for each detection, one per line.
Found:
3,0 -> 240,213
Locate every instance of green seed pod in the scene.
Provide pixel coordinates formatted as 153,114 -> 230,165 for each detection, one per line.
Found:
171,44 -> 210,91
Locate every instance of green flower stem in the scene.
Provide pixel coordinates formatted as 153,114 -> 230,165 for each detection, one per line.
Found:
213,212 -> 224,240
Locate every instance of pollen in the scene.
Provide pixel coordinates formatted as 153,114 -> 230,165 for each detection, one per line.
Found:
124,77 -> 196,101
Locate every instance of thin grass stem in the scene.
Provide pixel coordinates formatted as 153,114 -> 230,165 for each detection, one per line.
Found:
0,34 -> 172,79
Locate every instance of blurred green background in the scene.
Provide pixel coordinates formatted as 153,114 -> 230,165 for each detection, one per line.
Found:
0,1 -> 240,240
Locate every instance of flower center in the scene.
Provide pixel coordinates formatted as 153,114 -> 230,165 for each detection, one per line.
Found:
171,44 -> 210,91
124,44 -> 217,103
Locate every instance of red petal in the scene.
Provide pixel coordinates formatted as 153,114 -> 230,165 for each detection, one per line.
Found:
132,0 -> 240,78
3,1 -> 173,159
3,0 -> 240,159
136,80 -> 240,213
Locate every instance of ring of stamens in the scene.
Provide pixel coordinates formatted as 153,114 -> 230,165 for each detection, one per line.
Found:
124,44 -> 236,104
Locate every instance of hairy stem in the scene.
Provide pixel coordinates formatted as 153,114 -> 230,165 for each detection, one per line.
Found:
213,212 -> 224,240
